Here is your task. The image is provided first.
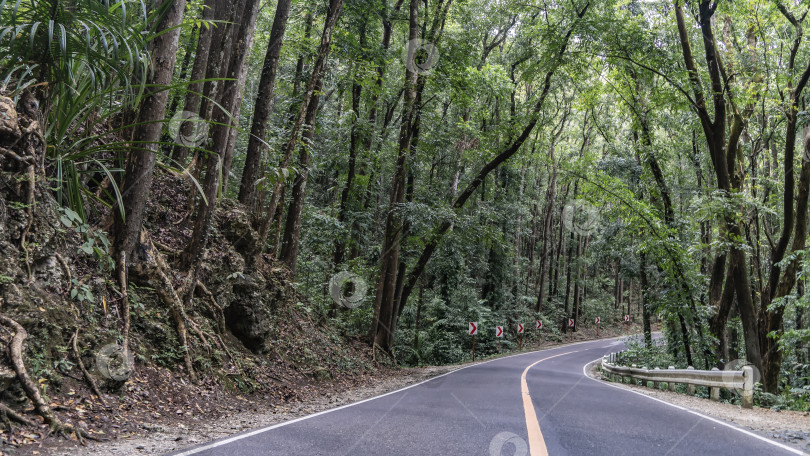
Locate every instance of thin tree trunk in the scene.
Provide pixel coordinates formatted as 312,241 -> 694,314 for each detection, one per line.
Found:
371,0 -> 421,352
571,233 -> 582,331
277,0 -> 347,272
256,4 -> 341,259
640,254 -> 652,347
171,1 -> 214,165
332,25 -> 366,268
180,0 -> 253,269
167,23 -> 198,124
237,0 -> 293,205
536,150 -> 557,311
114,0 -> 187,261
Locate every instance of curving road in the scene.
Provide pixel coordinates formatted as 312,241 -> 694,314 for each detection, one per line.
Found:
168,337 -> 805,456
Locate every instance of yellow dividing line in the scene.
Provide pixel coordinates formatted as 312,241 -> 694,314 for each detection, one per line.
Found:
521,350 -> 580,456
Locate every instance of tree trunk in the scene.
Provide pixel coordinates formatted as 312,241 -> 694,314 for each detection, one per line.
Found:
536,145 -> 558,311
276,0 -> 346,272
255,2 -> 342,260
180,0 -> 250,269
237,0 -> 293,205
114,0 -> 187,261
370,0 -> 421,353
332,25 -> 366,268
639,254 -> 652,347
277,79 -> 321,272
571,233 -> 582,331
217,0 -> 262,193
166,23 -> 198,127
171,2 -> 213,165
562,229 -> 574,332
675,0 -> 761,377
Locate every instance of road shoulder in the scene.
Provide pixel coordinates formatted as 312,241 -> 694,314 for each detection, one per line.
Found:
583,360 -> 810,454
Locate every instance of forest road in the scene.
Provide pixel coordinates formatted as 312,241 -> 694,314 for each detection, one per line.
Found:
167,337 -> 805,456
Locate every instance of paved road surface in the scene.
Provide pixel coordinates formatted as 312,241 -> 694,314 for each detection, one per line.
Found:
168,337 -> 805,455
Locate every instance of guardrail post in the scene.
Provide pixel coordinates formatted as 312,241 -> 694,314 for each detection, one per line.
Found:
653,368 -> 660,389
686,366 -> 695,395
710,368 -> 720,401
742,366 -> 754,409
668,366 -> 675,391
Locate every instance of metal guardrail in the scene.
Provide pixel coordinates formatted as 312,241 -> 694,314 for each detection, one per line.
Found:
600,352 -> 754,409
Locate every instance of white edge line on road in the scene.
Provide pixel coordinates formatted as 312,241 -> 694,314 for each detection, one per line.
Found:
581,358 -> 808,456
170,336 -> 622,456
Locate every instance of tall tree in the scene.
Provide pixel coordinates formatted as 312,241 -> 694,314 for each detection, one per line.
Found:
260,0 -> 346,267
114,0 -> 187,261
237,0 -> 293,206
182,0 -> 261,270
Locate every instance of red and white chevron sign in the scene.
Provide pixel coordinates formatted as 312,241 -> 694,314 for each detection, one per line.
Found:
624,314 -> 630,322
595,316 -> 600,324
496,326 -> 503,337
468,322 -> 478,336
536,320 -> 542,330
517,323 -> 524,334
568,318 -> 575,328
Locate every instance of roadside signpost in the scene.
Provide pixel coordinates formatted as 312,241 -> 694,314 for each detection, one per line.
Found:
568,318 -> 575,341
536,320 -> 542,345
517,323 -> 524,349
595,316 -> 600,336
624,314 -> 630,333
496,326 -> 503,353
469,322 -> 478,361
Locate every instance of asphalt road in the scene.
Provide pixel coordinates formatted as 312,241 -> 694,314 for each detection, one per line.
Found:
168,337 -> 805,456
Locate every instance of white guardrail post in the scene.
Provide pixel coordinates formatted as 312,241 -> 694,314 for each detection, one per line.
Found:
601,355 -> 754,409
742,365 -> 754,409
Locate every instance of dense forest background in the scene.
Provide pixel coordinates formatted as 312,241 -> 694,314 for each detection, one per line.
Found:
1,0 -> 810,433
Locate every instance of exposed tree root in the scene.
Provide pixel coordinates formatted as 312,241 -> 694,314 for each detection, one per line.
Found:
131,231 -> 196,383
93,175 -> 112,199
117,251 -> 130,358
371,343 -> 397,367
213,333 -> 241,373
186,318 -> 211,354
173,154 -> 202,226
152,239 -> 180,256
54,252 -> 72,291
0,402 -> 36,427
0,315 -> 99,442
195,280 -> 226,334
0,146 -> 33,165
20,163 -> 35,281
70,329 -> 108,409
